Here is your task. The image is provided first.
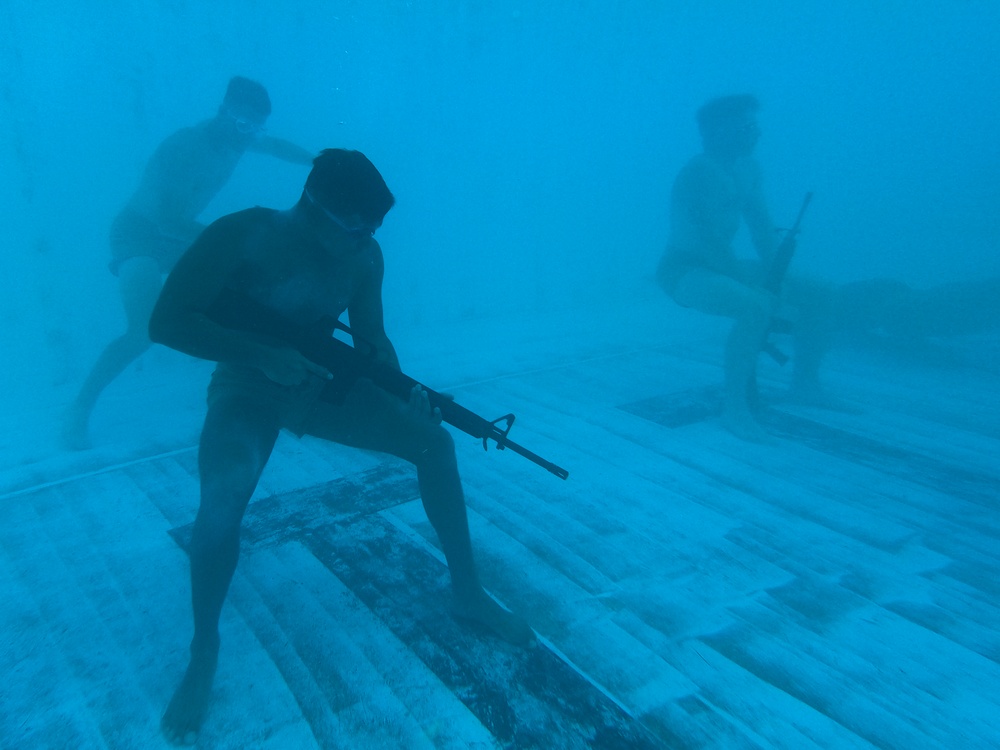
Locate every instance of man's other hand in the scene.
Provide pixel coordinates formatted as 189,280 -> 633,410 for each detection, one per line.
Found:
408,385 -> 443,425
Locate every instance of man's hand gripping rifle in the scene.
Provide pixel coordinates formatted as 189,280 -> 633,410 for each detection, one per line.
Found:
208,290 -> 569,480
762,191 -> 813,365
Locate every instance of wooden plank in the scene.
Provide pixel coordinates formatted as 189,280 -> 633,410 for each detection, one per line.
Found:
610,611 -> 877,750
701,608 -> 938,750
0,491 -> 160,749
0,547 -> 110,750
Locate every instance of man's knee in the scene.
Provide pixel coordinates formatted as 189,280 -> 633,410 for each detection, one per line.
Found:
202,438 -> 266,488
424,422 -> 455,454
194,470 -> 255,542
191,504 -> 240,549
413,423 -> 456,466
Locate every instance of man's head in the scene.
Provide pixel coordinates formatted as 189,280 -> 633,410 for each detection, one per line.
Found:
219,76 -> 271,138
696,94 -> 760,159
303,149 -> 395,236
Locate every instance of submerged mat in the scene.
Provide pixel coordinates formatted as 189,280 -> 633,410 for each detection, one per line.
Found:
170,464 -> 661,749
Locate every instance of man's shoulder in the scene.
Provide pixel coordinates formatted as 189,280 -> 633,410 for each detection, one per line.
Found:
198,207 -> 282,246
212,206 -> 280,229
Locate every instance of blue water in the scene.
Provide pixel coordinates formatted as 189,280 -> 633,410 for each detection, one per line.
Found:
1,2 -> 998,747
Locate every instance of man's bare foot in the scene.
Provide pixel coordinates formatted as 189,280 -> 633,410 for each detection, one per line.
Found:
61,405 -> 91,451
452,590 -> 535,648
161,646 -> 218,746
720,411 -> 776,444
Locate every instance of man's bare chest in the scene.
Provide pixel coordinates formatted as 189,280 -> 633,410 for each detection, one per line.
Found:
235,238 -> 372,325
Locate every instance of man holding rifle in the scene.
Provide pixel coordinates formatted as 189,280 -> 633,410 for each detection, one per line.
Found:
657,95 -> 833,442
150,149 -> 535,745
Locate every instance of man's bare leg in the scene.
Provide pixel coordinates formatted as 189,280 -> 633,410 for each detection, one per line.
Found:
674,269 -> 775,442
63,257 -> 161,450
162,399 -> 278,745
63,333 -> 153,449
305,383 -> 535,647
414,426 -> 535,646
721,312 -> 774,443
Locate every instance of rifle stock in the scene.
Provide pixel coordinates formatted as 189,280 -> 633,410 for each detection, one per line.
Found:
206,290 -> 569,480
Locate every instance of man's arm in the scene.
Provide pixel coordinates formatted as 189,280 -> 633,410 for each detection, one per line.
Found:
149,213 -> 330,385
344,242 -> 400,370
250,136 -> 314,165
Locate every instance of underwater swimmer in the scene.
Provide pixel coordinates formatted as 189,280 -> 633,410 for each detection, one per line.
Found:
63,76 -> 313,450
657,95 -> 837,441
151,149 -> 535,745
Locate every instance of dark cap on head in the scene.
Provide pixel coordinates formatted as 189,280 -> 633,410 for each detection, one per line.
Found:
305,149 -> 395,224
223,76 -> 271,117
696,94 -> 759,136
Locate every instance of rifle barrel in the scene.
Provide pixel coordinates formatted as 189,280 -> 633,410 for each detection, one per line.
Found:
501,437 -> 570,479
791,191 -> 814,232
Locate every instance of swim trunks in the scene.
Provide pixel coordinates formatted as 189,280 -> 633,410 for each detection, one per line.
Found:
207,363 -> 330,438
108,207 -> 191,276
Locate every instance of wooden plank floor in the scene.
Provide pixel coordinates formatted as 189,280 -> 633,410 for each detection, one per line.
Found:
1,298 -> 998,749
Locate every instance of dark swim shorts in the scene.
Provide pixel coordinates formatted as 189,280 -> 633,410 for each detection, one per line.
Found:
206,363 -> 331,438
107,208 -> 191,276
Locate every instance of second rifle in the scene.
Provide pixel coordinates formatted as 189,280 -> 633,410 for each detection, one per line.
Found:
761,191 -> 814,365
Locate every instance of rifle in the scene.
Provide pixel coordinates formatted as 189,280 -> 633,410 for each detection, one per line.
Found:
206,289 -> 570,480
761,191 -> 813,365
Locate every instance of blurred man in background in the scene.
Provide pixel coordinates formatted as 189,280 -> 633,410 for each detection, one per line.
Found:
657,95 -> 834,441
63,76 -> 313,449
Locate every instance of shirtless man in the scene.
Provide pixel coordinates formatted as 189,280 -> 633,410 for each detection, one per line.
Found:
657,95 -> 831,441
63,76 -> 313,449
149,149 -> 535,745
